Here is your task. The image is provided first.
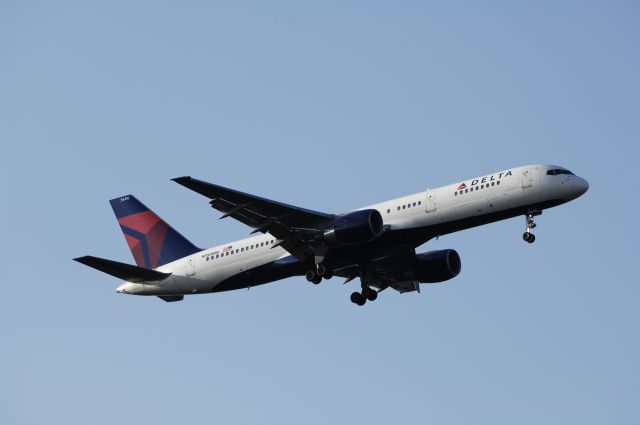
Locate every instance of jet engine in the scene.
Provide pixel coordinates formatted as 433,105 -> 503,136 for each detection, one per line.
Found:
410,249 -> 461,283
323,209 -> 383,244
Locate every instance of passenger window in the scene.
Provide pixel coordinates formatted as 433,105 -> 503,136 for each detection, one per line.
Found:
497,181 -> 500,185
454,192 -> 458,196
413,202 -> 416,207
402,205 -> 405,209
418,201 -> 421,205
387,209 -> 390,213
465,189 -> 468,193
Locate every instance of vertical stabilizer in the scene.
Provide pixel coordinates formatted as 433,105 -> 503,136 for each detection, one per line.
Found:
109,195 -> 200,268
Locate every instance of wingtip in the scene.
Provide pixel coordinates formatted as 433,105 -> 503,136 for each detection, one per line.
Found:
171,176 -> 192,183
73,256 -> 91,264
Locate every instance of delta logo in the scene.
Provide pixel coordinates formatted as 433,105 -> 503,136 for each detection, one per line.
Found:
456,170 -> 513,192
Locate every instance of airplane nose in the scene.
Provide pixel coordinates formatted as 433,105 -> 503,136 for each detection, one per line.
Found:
573,177 -> 589,197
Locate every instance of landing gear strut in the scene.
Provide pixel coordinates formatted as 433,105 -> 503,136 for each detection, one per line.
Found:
523,211 -> 541,244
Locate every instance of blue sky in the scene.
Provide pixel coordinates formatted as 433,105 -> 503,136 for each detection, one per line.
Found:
2,1 -> 638,424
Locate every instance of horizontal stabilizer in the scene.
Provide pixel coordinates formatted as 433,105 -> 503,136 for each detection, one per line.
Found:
74,255 -> 172,282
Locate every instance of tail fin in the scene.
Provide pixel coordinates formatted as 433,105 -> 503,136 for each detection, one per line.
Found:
109,195 -> 200,268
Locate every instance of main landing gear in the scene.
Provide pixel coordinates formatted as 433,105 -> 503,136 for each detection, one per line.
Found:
350,265 -> 379,306
305,263 -> 333,285
305,245 -> 332,284
522,211 -> 541,244
350,287 -> 378,306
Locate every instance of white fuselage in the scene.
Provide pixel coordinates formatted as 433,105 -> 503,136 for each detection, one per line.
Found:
117,164 -> 588,296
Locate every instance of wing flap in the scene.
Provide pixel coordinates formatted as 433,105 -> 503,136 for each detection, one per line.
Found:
74,255 -> 172,282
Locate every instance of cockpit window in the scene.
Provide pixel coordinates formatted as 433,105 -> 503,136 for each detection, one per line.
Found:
547,169 -> 574,176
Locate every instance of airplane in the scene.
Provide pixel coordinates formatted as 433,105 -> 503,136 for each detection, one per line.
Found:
74,164 -> 588,306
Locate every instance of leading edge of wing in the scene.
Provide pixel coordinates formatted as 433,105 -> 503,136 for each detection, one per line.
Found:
171,176 -> 334,221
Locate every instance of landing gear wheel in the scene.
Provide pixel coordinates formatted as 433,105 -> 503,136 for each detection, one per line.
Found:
317,264 -> 333,280
306,270 -> 321,284
310,264 -> 333,282
366,290 -> 378,302
523,232 -> 535,243
350,292 -> 366,306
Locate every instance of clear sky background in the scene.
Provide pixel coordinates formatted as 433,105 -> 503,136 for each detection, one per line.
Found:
2,1 -> 638,424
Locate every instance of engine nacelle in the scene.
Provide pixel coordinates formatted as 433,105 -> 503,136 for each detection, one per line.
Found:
323,209 -> 384,244
411,249 -> 462,283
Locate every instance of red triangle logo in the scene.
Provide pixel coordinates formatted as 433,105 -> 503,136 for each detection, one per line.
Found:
457,183 -> 467,190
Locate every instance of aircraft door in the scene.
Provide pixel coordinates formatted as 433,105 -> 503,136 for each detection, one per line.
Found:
425,192 -> 437,213
185,258 -> 196,277
522,169 -> 533,189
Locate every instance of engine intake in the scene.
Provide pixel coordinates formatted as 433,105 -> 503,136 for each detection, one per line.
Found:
323,209 -> 383,244
412,249 -> 461,283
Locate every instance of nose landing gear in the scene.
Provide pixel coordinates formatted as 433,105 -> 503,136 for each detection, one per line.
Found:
523,211 -> 541,243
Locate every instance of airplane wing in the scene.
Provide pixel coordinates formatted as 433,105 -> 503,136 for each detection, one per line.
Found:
172,176 -> 335,260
